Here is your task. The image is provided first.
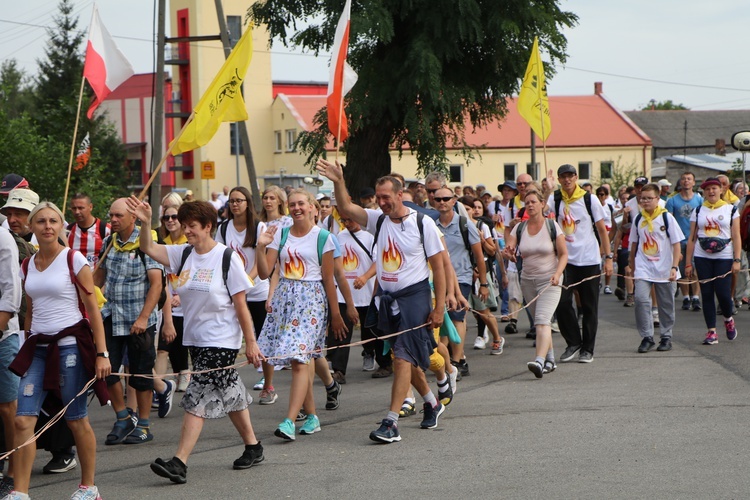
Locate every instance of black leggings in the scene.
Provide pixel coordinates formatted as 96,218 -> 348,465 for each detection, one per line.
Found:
158,315 -> 189,373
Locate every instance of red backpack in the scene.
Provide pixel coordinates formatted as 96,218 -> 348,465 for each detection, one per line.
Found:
740,203 -> 750,252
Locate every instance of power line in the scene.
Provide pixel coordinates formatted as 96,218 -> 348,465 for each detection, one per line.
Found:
563,66 -> 750,93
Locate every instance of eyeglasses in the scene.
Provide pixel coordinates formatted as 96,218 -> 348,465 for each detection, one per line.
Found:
640,197 -> 658,202
434,196 -> 454,203
228,198 -> 247,204
162,214 -> 179,221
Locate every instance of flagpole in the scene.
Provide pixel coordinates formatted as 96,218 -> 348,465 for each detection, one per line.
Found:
536,37 -> 548,180
93,111 -> 195,274
62,76 -> 87,215
335,94 -> 344,163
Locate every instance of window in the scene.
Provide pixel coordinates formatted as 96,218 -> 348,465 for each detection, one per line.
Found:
449,164 -> 462,183
274,131 -> 282,153
285,129 -> 297,152
226,16 -> 241,48
127,159 -> 142,186
578,162 -> 591,180
526,162 -> 539,179
600,161 -> 613,179
504,163 -> 517,181
230,123 -> 244,155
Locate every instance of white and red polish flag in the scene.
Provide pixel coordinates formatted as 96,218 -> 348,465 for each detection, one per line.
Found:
83,6 -> 134,119
326,0 -> 358,142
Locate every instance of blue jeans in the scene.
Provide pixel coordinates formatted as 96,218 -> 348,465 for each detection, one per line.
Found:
693,257 -> 733,329
0,335 -> 20,403
496,260 -> 509,316
16,344 -> 89,421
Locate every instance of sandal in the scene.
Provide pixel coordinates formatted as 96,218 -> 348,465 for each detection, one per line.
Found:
500,315 -> 510,322
123,426 -> 154,444
543,360 -> 557,374
105,411 -> 137,445
527,361 -> 544,379
399,402 -> 416,418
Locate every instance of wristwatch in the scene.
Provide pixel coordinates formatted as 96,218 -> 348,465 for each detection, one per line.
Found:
96,351 -> 110,358
479,283 -> 489,287
671,266 -> 678,271
733,258 -> 742,263
604,254 -> 614,260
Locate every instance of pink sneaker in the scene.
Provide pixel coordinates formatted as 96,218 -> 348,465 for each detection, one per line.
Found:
725,318 -> 738,340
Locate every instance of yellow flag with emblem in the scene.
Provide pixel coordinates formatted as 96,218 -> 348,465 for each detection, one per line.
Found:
171,26 -> 254,155
517,37 -> 551,141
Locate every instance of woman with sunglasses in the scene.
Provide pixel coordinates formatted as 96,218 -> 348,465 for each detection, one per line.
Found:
685,177 -> 742,345
216,187 -> 273,402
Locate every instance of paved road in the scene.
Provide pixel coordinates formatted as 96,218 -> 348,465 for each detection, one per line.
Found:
23,291 -> 750,499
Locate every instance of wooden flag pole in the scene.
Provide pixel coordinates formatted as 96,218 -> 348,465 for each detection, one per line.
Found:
334,92 -> 345,163
62,77 -> 87,215
93,111 -> 195,274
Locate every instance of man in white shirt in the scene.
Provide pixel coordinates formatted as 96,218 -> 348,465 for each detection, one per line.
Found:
317,159 -> 447,443
548,164 -> 613,363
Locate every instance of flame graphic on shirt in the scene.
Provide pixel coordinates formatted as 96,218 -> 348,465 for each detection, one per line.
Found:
561,207 -> 577,236
704,217 -> 721,237
494,214 -> 505,234
342,245 -> 359,271
230,242 -> 248,268
169,270 -> 190,289
284,249 -> 306,279
642,232 -> 659,256
381,236 -> 404,273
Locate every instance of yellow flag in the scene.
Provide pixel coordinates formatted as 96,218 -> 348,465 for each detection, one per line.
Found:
172,27 -> 254,155
517,37 -> 551,141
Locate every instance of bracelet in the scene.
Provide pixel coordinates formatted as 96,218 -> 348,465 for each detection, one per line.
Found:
671,266 -> 678,271
685,264 -> 692,268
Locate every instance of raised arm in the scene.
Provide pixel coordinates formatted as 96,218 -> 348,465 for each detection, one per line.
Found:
316,159 -> 368,227
124,196 -> 170,267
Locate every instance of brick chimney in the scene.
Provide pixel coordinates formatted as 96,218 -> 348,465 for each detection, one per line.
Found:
594,82 -> 603,95
715,138 -> 726,156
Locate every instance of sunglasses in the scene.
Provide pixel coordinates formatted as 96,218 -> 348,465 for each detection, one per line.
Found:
162,214 -> 179,221
426,189 -> 438,194
434,196 -> 454,203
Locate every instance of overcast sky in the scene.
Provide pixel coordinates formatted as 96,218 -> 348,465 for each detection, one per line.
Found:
2,0 -> 749,112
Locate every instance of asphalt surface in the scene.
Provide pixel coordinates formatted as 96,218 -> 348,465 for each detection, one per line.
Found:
22,288 -> 750,499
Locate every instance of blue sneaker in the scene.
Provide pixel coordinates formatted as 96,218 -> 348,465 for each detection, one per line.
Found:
420,402 -> 445,429
369,418 -> 401,443
274,418 -> 296,441
299,414 -> 321,435
157,380 -> 176,418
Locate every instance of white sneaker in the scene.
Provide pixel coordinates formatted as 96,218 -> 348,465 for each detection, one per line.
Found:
362,353 -> 376,371
253,377 -> 265,390
482,331 -> 490,344
71,484 -> 101,500
448,364 -> 458,396
176,371 -> 190,392
473,336 -> 487,350
550,321 -> 560,333
652,308 -> 660,327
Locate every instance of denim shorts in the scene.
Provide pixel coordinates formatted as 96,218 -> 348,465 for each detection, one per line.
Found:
16,344 -> 89,421
448,283 -> 472,322
0,335 -> 20,404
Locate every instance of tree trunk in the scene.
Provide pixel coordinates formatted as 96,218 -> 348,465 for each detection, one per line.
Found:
344,123 -> 393,199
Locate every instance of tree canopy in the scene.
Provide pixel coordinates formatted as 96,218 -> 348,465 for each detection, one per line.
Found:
643,99 -> 689,111
250,0 -> 577,193
0,0 -> 128,218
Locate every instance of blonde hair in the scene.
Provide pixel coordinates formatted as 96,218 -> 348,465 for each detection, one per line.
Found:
288,188 -> 315,206
161,192 -> 184,210
29,201 -> 64,224
523,188 -> 543,203
260,185 -> 288,221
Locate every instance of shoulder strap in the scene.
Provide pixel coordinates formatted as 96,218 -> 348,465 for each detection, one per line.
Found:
416,212 -> 427,260
219,220 -> 229,242
98,219 -> 107,240
278,227 -> 291,257
348,230 -> 372,260
583,192 -> 601,245
662,211 -> 669,233
515,220 -> 527,251
222,247 -> 233,298
371,213 -> 387,254
327,215 -> 334,232
458,215 -> 475,267
554,190 -> 562,221
67,250 -> 87,316
176,245 -> 194,276
546,219 -> 558,255
317,228 -> 331,265
67,222 -> 75,232
21,256 -> 30,279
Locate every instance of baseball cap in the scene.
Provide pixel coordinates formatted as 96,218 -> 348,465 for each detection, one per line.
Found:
0,174 -> 29,195
634,176 -> 649,186
0,188 -> 39,214
359,187 -> 376,198
481,191 -> 493,198
315,193 -> 326,201
700,177 -> 721,190
557,164 -> 577,176
657,179 -> 672,187
497,181 -> 518,192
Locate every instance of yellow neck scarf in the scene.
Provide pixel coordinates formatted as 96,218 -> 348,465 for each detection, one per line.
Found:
112,229 -> 158,252
164,233 -> 188,245
561,185 -> 587,207
331,207 -> 345,231
703,199 -> 727,210
722,190 -> 739,204
639,206 -> 667,232
513,194 -> 523,209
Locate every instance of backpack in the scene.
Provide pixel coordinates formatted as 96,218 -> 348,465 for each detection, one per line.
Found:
278,227 -> 330,265
457,215 -> 476,268
739,203 -> 750,252
632,211 -> 670,257
515,219 -> 558,256
176,246 -> 234,298
372,212 -> 426,259
553,190 -> 601,245
12,232 -> 36,327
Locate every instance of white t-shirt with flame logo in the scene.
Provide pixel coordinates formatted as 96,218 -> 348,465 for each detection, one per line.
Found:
335,228 -> 375,306
364,208 -> 444,292
690,203 -> 739,260
216,220 -> 270,302
267,225 -> 336,281
547,193 -> 606,267
629,212 -> 684,282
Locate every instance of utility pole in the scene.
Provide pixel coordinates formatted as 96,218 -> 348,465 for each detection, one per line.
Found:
214,0 -> 261,209
150,0 -> 166,226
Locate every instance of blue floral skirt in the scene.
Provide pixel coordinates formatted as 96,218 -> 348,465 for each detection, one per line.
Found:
258,278 -> 328,366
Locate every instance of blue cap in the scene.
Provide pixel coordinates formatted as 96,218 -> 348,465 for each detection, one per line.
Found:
498,181 -> 518,192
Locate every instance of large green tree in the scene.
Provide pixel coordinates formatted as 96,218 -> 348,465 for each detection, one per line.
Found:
250,0 -> 577,194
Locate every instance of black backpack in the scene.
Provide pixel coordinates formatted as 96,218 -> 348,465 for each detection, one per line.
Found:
553,190 -> 600,245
